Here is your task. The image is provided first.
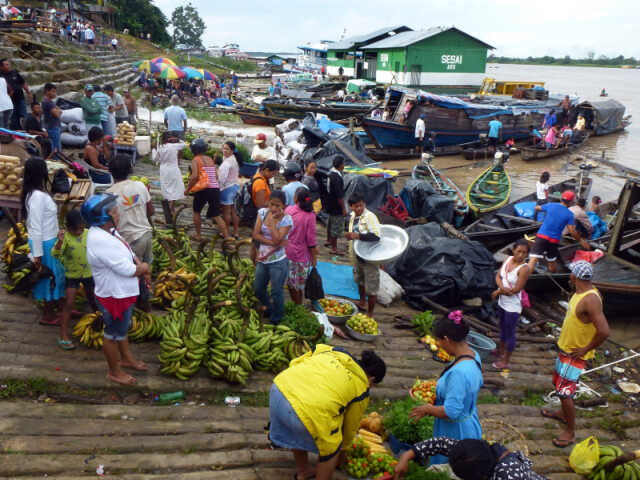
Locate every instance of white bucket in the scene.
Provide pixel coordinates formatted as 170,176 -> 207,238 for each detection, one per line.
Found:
135,136 -> 151,156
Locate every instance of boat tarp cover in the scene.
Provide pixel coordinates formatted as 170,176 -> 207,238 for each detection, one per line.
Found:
343,174 -> 394,212
301,113 -> 347,147
399,179 -> 455,224
347,79 -> 376,94
576,99 -> 626,135
386,223 -> 496,307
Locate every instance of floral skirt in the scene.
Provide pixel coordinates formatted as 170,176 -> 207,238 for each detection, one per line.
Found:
287,260 -> 312,291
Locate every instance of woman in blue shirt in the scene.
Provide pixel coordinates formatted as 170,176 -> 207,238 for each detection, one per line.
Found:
408,311 -> 483,465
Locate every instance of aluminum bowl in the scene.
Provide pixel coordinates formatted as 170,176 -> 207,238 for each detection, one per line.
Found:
345,324 -> 380,342
353,224 -> 409,265
314,297 -> 358,325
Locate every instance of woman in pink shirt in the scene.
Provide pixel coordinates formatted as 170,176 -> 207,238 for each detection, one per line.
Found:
285,187 -> 317,305
544,126 -> 557,150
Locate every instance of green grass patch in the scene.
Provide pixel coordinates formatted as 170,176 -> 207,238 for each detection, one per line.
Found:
477,393 -> 501,404
521,389 -> 546,407
0,378 -> 52,399
183,107 -> 240,123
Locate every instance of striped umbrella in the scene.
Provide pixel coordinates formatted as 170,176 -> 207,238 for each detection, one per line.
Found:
151,57 -> 176,66
137,60 -> 167,74
181,67 -> 203,80
158,66 -> 186,80
197,69 -> 217,81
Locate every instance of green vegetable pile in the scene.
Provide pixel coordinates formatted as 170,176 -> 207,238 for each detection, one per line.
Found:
405,462 -> 451,480
282,302 -> 325,346
412,310 -> 435,337
383,397 -> 435,445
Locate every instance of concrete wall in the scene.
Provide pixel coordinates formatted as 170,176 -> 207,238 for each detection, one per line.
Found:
375,70 -> 485,87
327,65 -> 354,77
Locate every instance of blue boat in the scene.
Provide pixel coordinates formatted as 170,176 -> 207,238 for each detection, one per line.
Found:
362,87 -> 556,149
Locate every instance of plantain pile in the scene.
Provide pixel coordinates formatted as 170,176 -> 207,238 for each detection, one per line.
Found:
588,445 -> 640,480
2,223 -> 37,294
128,309 -> 165,342
73,311 -> 105,349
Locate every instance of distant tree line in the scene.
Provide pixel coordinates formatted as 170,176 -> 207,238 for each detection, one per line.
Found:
110,0 -> 171,45
488,52 -> 639,66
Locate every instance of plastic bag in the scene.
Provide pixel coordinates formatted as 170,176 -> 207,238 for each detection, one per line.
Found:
569,436 -> 600,475
312,311 -> 333,339
377,269 -> 404,306
305,267 -> 324,301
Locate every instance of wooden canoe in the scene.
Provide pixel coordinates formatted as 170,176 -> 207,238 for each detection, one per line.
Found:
521,133 -> 589,161
466,161 -> 511,215
464,177 -> 593,251
236,109 -> 283,126
411,164 -> 469,222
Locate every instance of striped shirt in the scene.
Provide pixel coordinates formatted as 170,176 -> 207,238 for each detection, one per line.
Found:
203,165 -> 219,189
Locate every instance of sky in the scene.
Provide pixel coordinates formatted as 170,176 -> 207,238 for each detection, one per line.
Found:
154,0 -> 640,58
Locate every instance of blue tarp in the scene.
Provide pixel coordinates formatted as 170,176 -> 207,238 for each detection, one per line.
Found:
315,261 -> 359,300
316,116 -> 347,134
210,98 -> 234,107
588,212 -> 608,239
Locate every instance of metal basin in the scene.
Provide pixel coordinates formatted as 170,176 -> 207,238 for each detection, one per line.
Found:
353,224 -> 409,265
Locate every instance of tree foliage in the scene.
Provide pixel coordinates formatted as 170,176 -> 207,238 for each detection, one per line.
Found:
170,3 -> 206,49
110,0 -> 170,45
488,53 -> 638,66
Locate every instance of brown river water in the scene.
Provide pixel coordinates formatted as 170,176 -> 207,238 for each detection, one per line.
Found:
378,64 -> 640,344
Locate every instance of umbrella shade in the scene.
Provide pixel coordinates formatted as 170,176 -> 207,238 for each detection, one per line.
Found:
151,57 -> 176,66
10,7 -> 21,14
198,69 -> 217,81
182,67 -> 203,80
158,66 -> 186,80
137,60 -> 151,72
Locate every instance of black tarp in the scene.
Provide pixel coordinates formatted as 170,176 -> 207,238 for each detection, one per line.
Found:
575,99 -> 626,135
399,179 -> 455,224
343,174 -> 394,213
386,223 -> 496,308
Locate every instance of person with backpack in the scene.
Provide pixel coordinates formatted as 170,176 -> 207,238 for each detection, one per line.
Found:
186,138 -> 229,242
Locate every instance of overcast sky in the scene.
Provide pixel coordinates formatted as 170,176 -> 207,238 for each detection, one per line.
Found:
154,0 -> 639,58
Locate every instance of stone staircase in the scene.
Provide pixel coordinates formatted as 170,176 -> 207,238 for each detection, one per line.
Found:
0,31 -> 139,101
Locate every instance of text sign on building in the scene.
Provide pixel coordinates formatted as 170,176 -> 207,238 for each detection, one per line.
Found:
441,54 -> 463,70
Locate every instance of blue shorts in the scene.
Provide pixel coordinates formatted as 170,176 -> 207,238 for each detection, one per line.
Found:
268,384 -> 318,453
47,127 -> 61,152
220,184 -> 239,205
97,302 -> 133,341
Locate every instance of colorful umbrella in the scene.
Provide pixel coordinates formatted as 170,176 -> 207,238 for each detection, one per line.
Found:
158,66 -> 186,80
137,60 -> 151,72
197,69 -> 217,81
138,60 -> 168,74
9,7 -> 21,14
181,67 -> 203,80
151,57 -> 176,66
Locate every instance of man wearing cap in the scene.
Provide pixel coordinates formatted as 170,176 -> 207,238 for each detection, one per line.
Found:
81,85 -> 103,131
251,133 -> 275,163
414,113 -> 426,154
529,190 -> 589,273
540,260 -> 609,448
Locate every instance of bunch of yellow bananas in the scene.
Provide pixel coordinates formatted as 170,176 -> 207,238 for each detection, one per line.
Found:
72,312 -> 104,349
153,268 -> 197,305
1,223 -> 29,266
357,429 -> 389,455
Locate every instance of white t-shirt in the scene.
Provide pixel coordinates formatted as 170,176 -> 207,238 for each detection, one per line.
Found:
498,256 -> 527,314
111,38 -> 118,46
26,190 -> 59,258
218,154 -> 239,191
106,179 -> 152,243
536,181 -> 549,201
84,28 -> 95,40
251,145 -> 275,162
0,77 -> 12,112
415,118 -> 426,138
86,226 -> 139,298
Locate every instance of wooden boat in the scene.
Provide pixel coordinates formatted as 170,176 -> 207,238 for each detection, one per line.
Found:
464,175 -> 593,251
521,133 -> 589,161
262,99 -> 375,121
236,109 -> 283,126
411,163 -> 469,224
462,145 -> 520,161
465,157 -> 511,215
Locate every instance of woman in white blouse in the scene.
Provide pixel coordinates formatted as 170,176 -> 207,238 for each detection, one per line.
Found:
21,157 -> 66,325
152,131 -> 185,219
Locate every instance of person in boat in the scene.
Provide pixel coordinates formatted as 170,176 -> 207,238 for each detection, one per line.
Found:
492,239 -> 531,370
403,100 -> 414,123
556,124 -> 573,148
540,261 -> 609,448
544,125 -> 558,150
382,107 -> 391,121
415,113 -> 426,154
574,114 -> 586,131
542,109 -> 557,130
488,117 -> 502,151
558,95 -> 571,123
536,171 -> 550,206
563,198 -> 593,239
528,190 -> 590,273
600,88 -> 607,97
529,125 -> 543,146
589,196 -> 604,218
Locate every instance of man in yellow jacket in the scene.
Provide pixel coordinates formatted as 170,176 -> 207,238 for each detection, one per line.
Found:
270,344 -> 386,480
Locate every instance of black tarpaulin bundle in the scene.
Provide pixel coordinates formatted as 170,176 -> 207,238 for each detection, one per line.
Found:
399,179 -> 455,224
386,223 -> 496,308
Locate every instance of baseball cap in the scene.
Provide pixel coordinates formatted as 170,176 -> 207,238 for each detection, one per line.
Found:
84,84 -> 94,91
561,190 -> 576,202
569,260 -> 593,281
254,133 -> 266,144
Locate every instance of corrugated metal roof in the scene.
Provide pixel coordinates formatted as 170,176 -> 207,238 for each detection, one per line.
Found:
362,27 -> 495,50
329,26 -> 411,51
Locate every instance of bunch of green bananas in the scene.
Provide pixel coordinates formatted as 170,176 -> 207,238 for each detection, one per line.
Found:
588,445 -> 640,480
72,312 -> 104,349
206,337 -> 254,384
128,309 -> 164,342
3,266 -> 34,293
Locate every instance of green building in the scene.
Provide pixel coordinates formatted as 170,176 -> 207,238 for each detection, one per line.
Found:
328,26 -> 494,91
326,26 -> 412,78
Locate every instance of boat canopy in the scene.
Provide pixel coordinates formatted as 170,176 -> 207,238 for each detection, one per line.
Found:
575,99 -> 626,135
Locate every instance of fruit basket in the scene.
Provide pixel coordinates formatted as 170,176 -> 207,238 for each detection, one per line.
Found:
409,379 -> 437,404
346,313 -> 380,342
315,297 -> 357,325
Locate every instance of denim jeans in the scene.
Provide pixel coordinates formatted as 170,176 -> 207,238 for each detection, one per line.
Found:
254,258 -> 288,325
10,97 -> 26,130
0,109 -> 12,129
47,127 -> 61,152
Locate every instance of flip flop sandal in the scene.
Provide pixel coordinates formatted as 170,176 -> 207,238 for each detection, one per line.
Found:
58,338 -> 76,350
552,437 -> 575,448
40,317 -> 60,326
540,408 -> 568,425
